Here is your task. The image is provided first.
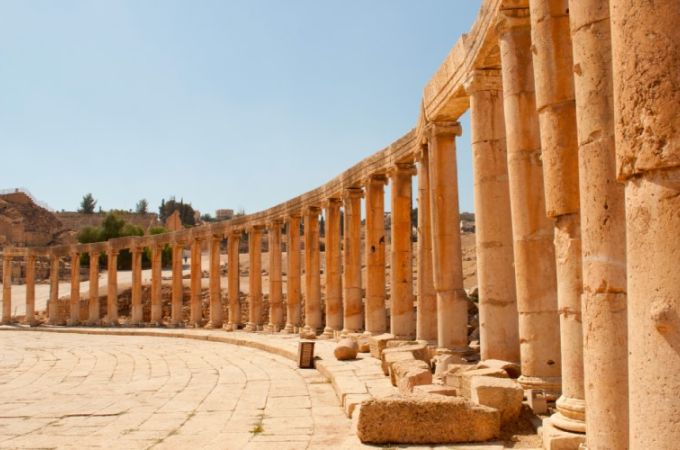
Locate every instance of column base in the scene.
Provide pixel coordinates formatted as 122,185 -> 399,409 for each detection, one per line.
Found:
223,322 -> 239,331
518,375 -> 562,401
320,327 -> 336,339
25,319 -> 40,327
551,395 -> 586,433
300,326 -> 318,339
204,321 -> 223,330
541,417 -> 586,450
66,319 -> 80,326
281,323 -> 295,333
263,323 -> 281,333
243,322 -> 257,332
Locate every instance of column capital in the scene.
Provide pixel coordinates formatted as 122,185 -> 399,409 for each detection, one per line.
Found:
322,197 -> 342,209
464,69 -> 503,94
364,173 -> 388,188
268,218 -> 283,230
495,7 -> 530,34
414,143 -> 429,163
229,229 -> 242,238
304,205 -> 321,216
425,121 -> 462,140
249,224 -> 266,234
343,187 -> 364,200
388,162 -> 417,178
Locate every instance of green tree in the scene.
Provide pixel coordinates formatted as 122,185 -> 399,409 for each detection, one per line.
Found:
79,193 -> 97,214
135,198 -> 149,214
158,196 -> 196,226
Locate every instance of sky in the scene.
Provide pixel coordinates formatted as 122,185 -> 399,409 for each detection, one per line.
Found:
0,0 -> 482,217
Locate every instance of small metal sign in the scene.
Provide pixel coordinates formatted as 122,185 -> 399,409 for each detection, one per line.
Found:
298,340 -> 315,368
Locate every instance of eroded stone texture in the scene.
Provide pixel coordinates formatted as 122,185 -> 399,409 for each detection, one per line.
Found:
67,251 -> 80,326
284,215 -> 301,333
343,188 -> 363,333
323,199 -> 343,336
131,245 -> 144,325
244,226 -> 263,332
364,175 -> 387,335
2,255 -> 11,324
106,248 -> 118,326
267,221 -> 283,331
150,244 -> 163,325
87,251 -> 99,325
24,254 -> 36,326
334,337 -> 358,361
303,207 -> 321,334
470,376 -> 523,425
171,242 -> 184,326
48,254 -> 62,324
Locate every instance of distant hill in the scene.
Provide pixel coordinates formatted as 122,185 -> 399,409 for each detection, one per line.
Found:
0,190 -> 73,248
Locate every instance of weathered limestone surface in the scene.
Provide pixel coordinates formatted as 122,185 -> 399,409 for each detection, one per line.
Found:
393,359 -> 432,394
368,333 -> 394,359
364,175 -> 387,335
24,255 -> 36,325
303,207 -> 321,333
87,252 -> 99,325
245,227 -> 263,332
2,256 -> 11,324
334,337 -> 358,361
106,249 -> 118,325
267,221 -> 282,331
150,244 -> 163,324
207,236 -> 223,328
342,188 -> 363,333
323,199 -> 342,336
67,251 -> 80,326
284,215 -> 301,333
171,242 -> 184,326
470,376 -> 523,425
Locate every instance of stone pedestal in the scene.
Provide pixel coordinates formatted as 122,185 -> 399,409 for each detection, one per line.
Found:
2,256 -> 11,324
611,1 -> 680,446
416,147 -> 437,343
267,221 -> 283,331
171,243 -> 184,326
343,188 -> 363,333
465,69 -> 519,363
365,176 -> 387,335
226,231 -> 241,330
88,251 -> 100,325
130,247 -> 143,325
48,255 -> 62,325
497,7 -> 561,396
323,199 -> 343,337
150,245 -> 163,325
284,215 -> 301,333
207,236 -> 223,328
303,207 -> 321,334
390,163 -> 416,339
25,255 -> 37,326
67,252 -> 80,326
426,124 -> 467,351
106,249 -> 118,326
245,226 -> 263,332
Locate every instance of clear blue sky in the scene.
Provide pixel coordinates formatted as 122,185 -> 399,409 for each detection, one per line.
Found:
1,1 -> 481,216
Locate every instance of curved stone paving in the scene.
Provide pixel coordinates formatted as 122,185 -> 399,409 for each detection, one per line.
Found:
0,331 -> 355,450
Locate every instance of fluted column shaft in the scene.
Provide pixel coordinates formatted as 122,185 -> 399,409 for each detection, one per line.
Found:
284,216 -> 301,332
208,236 -> 223,327
268,221 -> 283,331
226,232 -> 241,330
131,247 -> 143,325
611,0 -> 680,446
426,124 -> 467,350
106,249 -> 118,325
416,147 -> 437,342
68,251 -> 80,325
365,176 -> 387,335
189,238 -> 203,327
171,243 -> 184,326
343,188 -> 363,333
497,8 -> 561,396
88,251 -> 100,325
2,256 -> 12,324
150,245 -> 163,324
48,255 -> 61,325
304,207 -> 322,333
466,70 -> 520,363
25,255 -> 36,326
245,226 -> 263,331
323,199 -> 343,336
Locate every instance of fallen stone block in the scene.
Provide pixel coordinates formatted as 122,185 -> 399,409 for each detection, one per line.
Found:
393,360 -> 432,394
384,351 -> 416,381
432,353 -> 463,378
527,389 -> 548,415
357,336 -> 371,353
447,368 -> 508,399
381,343 -> 430,373
356,394 -> 500,444
470,376 -> 523,425
477,359 -> 521,379
368,333 -> 394,358
541,417 -> 586,450
334,337 -> 358,361
413,384 -> 457,397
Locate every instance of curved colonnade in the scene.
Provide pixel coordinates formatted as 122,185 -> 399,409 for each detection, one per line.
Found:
2,1 -> 679,448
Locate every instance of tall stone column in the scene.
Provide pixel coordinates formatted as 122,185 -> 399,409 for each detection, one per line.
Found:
87,251 -> 100,325
343,188 -> 363,333
150,244 -> 163,325
25,255 -> 37,326
244,226 -> 263,332
130,246 -> 143,325
1,255 -> 11,324
284,215 -> 301,333
416,147 -> 437,342
267,220 -> 283,332
207,235 -> 223,328
171,242 -> 184,326
426,124 -> 468,351
48,254 -> 62,325
497,7 -> 561,396
323,199 -> 343,337
106,248 -> 118,325
67,251 -> 80,326
611,1 -> 680,446
529,0 -> 585,433
226,231 -> 241,330
568,1 -> 628,447
303,207 -> 322,334
365,176 -> 387,335
189,238 -> 203,327
465,69 -> 520,363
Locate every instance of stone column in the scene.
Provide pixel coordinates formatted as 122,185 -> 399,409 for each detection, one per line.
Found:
1,255 -> 11,324
267,220 -> 283,332
529,0 -> 585,433
171,242 -> 184,326
88,251 -> 100,325
416,147 -> 437,343
568,1 -> 628,447
343,188 -> 363,333
106,248 -> 118,325
426,123 -> 469,351
130,246 -> 143,325
25,255 -> 37,326
67,251 -> 80,326
150,244 -> 163,325
207,235 -> 223,328
189,238 -> 203,327
497,7 -> 561,396
48,254 -> 61,325
284,215 -> 301,333
323,199 -> 343,337
365,176 -> 387,335
611,1 -> 680,446
244,226 -> 263,332
465,69 -> 520,363
303,207 -> 322,334
226,231 -> 241,330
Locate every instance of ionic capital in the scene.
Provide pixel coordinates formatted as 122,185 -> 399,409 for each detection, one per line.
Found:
425,121 -> 462,140
322,197 -> 342,210
464,69 -> 503,94
363,173 -> 388,188
342,187 -> 364,201
249,224 -> 266,235
304,205 -> 321,217
388,162 -> 417,179
268,218 -> 283,230
495,7 -> 530,35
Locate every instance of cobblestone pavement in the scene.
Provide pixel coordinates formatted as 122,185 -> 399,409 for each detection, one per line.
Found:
0,331 -> 358,450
